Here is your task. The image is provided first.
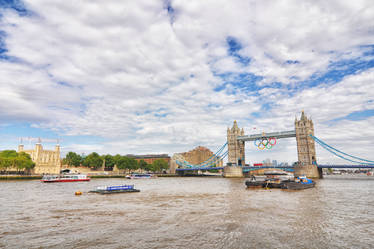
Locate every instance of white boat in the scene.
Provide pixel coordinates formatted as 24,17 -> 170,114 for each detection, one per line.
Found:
41,174 -> 90,183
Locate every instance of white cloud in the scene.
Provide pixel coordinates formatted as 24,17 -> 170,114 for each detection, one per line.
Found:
0,0 -> 373,164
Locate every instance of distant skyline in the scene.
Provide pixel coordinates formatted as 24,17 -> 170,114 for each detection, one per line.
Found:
0,0 -> 374,164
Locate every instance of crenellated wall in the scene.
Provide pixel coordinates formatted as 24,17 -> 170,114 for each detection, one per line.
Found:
18,143 -> 61,174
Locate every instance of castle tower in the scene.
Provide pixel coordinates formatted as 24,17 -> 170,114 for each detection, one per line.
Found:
17,138 -> 61,175
55,143 -> 61,167
18,138 -> 24,152
294,111 -> 322,178
227,121 -> 245,166
35,138 -> 43,164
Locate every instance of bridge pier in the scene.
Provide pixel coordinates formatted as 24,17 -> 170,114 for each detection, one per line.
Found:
223,166 -> 243,178
294,164 -> 322,179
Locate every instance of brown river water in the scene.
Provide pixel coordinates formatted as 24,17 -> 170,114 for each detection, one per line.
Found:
0,175 -> 373,249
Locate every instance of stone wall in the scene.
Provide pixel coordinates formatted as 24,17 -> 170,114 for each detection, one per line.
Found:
18,143 -> 61,174
223,166 -> 243,177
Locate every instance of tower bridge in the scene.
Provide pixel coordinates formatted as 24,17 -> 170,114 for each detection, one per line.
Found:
173,111 -> 373,178
225,111 -> 321,178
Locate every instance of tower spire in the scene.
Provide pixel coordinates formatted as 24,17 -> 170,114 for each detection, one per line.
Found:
301,110 -> 306,121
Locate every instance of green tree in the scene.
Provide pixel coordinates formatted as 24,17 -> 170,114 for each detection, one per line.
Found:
0,150 -> 34,171
15,152 -> 34,170
139,159 -> 148,172
83,152 -> 103,169
0,150 -> 18,158
151,159 -> 169,173
103,154 -> 115,170
63,152 -> 82,166
115,156 -> 138,172
145,162 -> 154,172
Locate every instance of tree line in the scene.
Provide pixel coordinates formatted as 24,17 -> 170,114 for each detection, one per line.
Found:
62,152 -> 169,173
0,150 -> 35,171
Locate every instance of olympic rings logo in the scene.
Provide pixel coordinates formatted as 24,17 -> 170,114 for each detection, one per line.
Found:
254,137 -> 277,150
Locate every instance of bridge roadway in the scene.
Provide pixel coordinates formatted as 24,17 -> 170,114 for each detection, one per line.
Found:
176,165 -> 374,171
237,130 -> 296,141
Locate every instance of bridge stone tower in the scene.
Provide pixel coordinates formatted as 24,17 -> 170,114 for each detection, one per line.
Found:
294,111 -> 322,178
224,121 -> 245,177
227,121 -> 245,166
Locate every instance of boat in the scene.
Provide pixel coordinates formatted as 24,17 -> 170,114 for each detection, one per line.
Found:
245,174 -> 315,190
125,173 -> 157,179
41,174 -> 90,183
245,171 -> 293,188
89,185 -> 140,194
263,171 -> 294,181
245,175 -> 266,187
281,176 -> 316,190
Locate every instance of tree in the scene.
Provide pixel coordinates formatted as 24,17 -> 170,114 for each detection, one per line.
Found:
15,152 -> 34,170
103,154 -> 115,170
115,156 -> 138,172
0,150 -> 34,171
63,152 -> 82,166
151,159 -> 169,173
145,162 -> 154,172
83,152 -> 103,169
139,159 -> 148,172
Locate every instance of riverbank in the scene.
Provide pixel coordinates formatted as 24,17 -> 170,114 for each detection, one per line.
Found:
0,174 -> 180,180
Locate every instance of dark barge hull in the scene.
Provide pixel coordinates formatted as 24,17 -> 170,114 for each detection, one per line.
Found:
245,180 -> 265,187
281,181 -> 315,190
89,189 -> 140,194
245,180 -> 315,190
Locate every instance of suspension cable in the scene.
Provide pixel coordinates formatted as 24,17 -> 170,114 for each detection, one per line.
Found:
310,135 -> 374,163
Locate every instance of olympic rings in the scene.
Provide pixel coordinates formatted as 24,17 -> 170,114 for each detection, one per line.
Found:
254,137 -> 277,150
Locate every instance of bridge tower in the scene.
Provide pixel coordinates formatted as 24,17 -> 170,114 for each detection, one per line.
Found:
294,111 -> 322,178
224,121 -> 245,177
227,121 -> 245,166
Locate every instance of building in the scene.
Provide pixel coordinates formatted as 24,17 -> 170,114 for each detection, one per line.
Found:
181,146 -> 223,166
18,139 -> 61,174
126,154 -> 170,165
170,146 -> 223,173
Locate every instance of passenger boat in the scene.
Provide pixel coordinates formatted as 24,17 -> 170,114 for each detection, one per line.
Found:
41,174 -> 90,183
125,173 -> 156,179
89,185 -> 140,194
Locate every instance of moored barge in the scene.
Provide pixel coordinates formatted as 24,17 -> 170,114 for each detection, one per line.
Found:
89,185 -> 140,194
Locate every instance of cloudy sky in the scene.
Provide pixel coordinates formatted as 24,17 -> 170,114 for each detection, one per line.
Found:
0,0 -> 373,164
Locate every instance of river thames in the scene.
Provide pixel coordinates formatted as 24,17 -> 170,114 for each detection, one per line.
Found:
0,176 -> 373,248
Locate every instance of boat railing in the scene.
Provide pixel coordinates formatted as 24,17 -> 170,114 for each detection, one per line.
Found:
107,185 -> 134,190
95,185 -> 135,191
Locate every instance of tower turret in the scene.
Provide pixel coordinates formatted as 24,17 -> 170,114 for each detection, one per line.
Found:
294,111 -> 321,178
227,121 -> 245,166
18,138 -> 24,152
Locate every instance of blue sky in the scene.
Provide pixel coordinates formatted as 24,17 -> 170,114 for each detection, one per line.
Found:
0,0 -> 374,164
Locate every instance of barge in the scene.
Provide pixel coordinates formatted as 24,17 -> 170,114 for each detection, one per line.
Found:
245,174 -> 315,190
89,185 -> 140,194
